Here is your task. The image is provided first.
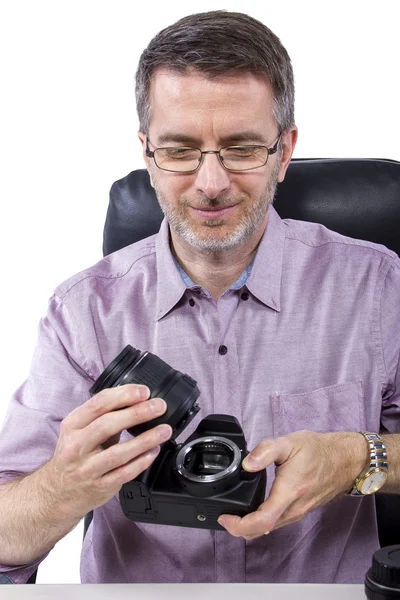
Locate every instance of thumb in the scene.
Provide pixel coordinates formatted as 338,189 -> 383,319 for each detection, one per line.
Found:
242,437 -> 292,471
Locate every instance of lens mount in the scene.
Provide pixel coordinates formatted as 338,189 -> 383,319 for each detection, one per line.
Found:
176,435 -> 241,483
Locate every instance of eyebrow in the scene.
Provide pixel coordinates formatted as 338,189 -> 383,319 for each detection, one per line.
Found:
155,132 -> 268,146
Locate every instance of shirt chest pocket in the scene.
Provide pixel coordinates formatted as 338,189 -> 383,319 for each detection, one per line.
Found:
271,380 -> 366,438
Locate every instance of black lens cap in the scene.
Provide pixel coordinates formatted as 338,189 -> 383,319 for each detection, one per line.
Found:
365,545 -> 400,599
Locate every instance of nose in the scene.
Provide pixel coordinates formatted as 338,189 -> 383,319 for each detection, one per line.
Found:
194,152 -> 231,199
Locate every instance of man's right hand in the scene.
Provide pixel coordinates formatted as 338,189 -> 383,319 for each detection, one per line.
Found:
45,384 -> 172,520
0,384 -> 172,567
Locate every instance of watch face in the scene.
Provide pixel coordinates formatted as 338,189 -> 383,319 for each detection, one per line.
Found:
359,471 -> 387,495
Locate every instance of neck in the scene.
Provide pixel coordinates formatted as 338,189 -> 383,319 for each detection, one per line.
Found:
170,222 -> 267,301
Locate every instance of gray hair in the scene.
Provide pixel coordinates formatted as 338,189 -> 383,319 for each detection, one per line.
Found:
135,10 -> 295,134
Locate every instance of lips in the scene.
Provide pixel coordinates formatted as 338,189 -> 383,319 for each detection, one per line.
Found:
190,203 -> 238,218
195,205 -> 233,211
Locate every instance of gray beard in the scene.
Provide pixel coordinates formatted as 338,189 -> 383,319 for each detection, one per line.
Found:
151,161 -> 280,253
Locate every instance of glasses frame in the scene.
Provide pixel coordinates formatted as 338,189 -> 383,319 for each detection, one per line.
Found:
145,133 -> 282,173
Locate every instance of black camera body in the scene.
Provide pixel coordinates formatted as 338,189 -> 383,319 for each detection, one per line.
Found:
120,413 -> 266,529
90,346 -> 266,530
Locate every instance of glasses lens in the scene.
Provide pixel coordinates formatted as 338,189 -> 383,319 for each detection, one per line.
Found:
221,146 -> 269,171
154,148 -> 201,172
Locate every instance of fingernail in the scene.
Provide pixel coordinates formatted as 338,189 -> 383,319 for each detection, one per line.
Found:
264,531 -> 270,535
136,385 -> 150,400
243,455 -> 260,470
157,424 -> 172,440
148,446 -> 160,457
149,398 -> 166,413
217,518 -> 226,528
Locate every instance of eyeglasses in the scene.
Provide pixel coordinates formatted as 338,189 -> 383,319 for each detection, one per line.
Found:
145,134 -> 282,173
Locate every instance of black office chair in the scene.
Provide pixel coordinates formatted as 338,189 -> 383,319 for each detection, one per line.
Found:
22,157 -> 400,584
103,158 -> 400,552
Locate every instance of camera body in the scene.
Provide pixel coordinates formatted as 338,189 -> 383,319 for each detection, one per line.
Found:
90,346 -> 266,530
120,414 -> 266,529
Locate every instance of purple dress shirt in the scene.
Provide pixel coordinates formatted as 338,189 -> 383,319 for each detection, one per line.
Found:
0,206 -> 399,584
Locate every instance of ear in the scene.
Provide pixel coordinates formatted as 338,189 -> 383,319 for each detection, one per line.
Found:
138,131 -> 155,188
277,125 -> 298,183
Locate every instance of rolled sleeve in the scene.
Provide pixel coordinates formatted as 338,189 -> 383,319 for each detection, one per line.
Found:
0,552 -> 49,584
0,294 -> 94,580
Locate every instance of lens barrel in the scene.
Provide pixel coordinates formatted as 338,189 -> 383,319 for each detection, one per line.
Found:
89,345 -> 200,439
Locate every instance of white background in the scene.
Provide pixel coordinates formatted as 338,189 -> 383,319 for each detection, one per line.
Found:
0,0 -> 399,584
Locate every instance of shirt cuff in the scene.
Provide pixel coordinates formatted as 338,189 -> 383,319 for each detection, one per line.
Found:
0,551 -> 49,584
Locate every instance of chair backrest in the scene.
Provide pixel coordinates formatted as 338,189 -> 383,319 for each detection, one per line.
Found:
103,158 -> 400,550
103,158 -> 400,256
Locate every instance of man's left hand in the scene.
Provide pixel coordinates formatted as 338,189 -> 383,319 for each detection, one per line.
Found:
217,430 -> 366,540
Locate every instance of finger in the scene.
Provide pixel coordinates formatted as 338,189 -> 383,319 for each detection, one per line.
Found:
63,384 -> 150,430
242,437 -> 292,472
217,438 -> 294,537
218,475 -> 297,537
270,516 -> 300,532
88,423 -> 173,479
218,510 -> 271,538
102,445 -> 161,488
269,490 -> 333,533
79,396 -> 168,453
242,533 -> 266,541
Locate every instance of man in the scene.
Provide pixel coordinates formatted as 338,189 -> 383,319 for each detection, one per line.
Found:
0,10 -> 399,584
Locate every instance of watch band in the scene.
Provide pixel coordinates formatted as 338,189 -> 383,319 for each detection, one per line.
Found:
349,432 -> 388,496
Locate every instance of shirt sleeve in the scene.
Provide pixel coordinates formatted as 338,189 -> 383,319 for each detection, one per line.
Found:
380,256 -> 400,433
0,294 -> 94,583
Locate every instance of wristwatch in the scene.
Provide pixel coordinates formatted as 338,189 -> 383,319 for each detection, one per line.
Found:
349,432 -> 388,496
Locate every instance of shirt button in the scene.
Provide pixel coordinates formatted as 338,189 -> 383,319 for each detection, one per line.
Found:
241,292 -> 249,301
219,345 -> 228,355
189,298 -> 195,307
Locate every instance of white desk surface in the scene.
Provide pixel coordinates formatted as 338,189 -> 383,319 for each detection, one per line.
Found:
0,583 -> 366,599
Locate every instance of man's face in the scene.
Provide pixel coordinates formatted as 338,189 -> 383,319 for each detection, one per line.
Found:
139,69 -> 295,253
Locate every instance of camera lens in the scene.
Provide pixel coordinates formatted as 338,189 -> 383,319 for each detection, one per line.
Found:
89,345 -> 200,439
176,436 -> 241,483
365,545 -> 400,599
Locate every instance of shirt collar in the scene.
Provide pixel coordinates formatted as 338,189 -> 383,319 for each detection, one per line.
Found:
175,257 -> 254,290
155,204 -> 286,318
